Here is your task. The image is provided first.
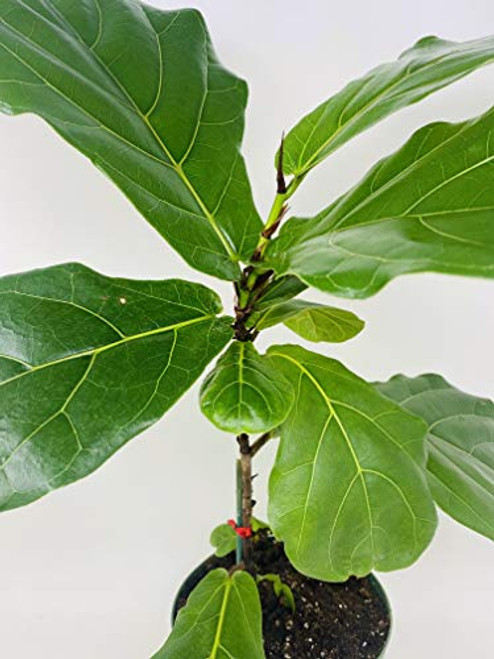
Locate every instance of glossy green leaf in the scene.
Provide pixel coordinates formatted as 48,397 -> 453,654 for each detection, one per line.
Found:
210,523 -> 237,557
153,568 -> 265,659
253,276 -> 307,311
267,345 -> 437,581
377,374 -> 494,541
0,0 -> 262,280
256,300 -> 365,343
200,342 -> 294,434
268,108 -> 494,298
0,263 -> 232,511
282,35 -> 494,177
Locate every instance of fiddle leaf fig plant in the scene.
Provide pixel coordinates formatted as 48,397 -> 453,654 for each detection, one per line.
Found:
0,1 -> 493,656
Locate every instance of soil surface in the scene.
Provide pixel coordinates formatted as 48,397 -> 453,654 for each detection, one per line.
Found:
173,532 -> 391,658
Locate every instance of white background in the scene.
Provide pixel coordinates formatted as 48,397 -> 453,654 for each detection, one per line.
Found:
1,0 -> 493,657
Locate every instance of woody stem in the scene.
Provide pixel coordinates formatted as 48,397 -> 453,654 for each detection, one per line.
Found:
237,433 -> 253,570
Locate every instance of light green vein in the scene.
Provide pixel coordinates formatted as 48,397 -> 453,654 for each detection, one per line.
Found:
0,353 -> 96,469
0,314 -> 215,388
209,577 -> 233,659
271,350 -> 375,561
0,8 -> 236,261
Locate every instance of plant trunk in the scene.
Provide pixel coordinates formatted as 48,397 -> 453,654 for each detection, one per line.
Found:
237,433 -> 253,570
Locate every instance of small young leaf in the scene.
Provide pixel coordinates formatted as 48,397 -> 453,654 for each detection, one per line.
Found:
257,573 -> 296,613
267,345 -> 437,582
210,523 -> 237,557
268,108 -> 494,298
200,342 -> 294,434
256,300 -> 365,343
0,264 -> 232,512
282,35 -> 494,177
377,374 -> 494,542
153,569 -> 265,659
0,0 -> 262,280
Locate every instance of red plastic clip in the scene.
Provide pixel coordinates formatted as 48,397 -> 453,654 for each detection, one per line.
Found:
227,519 -> 252,538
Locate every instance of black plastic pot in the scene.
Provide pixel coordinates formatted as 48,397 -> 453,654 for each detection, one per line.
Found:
171,552 -> 392,657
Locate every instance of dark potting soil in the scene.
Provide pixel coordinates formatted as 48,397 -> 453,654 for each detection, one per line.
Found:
174,531 -> 390,658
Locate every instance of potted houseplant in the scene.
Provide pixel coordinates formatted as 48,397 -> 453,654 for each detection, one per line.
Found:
0,0 -> 493,656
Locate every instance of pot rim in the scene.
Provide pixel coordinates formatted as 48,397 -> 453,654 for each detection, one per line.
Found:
171,554 -> 393,657
368,573 -> 392,656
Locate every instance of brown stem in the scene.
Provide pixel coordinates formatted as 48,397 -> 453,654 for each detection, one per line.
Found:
276,132 -> 287,194
232,266 -> 274,342
237,433 -> 253,569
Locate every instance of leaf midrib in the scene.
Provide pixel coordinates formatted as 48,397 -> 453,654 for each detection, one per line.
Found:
0,289 -> 126,339
0,3 -> 237,261
429,440 -> 494,500
209,578 -> 233,659
427,464 -> 494,533
0,314 -> 215,387
271,350 -> 375,560
430,433 -> 494,479
272,113 -> 492,261
325,117 -> 491,235
297,62 -> 411,174
0,352 -> 96,471
272,351 -> 434,568
295,42 -> 494,175
62,2 -> 236,259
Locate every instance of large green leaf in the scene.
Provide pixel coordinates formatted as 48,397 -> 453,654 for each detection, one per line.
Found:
200,342 -> 293,434
153,568 -> 265,659
256,299 -> 365,343
377,374 -> 494,541
267,108 -> 494,298
0,263 -> 232,511
0,0 -> 262,279
282,35 -> 494,177
267,345 -> 437,581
